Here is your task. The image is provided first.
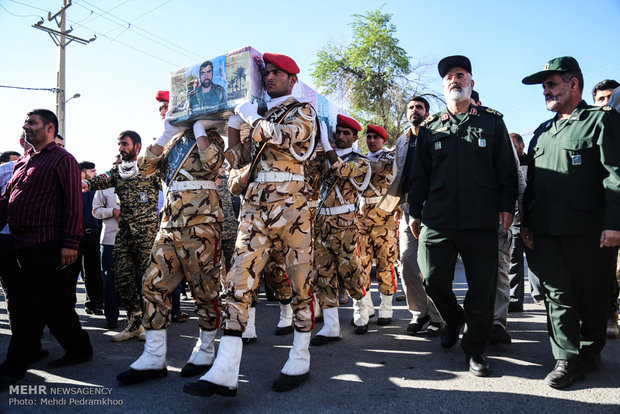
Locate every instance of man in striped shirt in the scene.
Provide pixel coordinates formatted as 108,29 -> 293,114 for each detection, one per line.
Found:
0,109 -> 93,391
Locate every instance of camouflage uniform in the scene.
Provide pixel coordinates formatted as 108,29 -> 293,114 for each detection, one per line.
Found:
357,148 -> 398,295
223,97 -> 317,333
85,166 -> 160,318
314,151 -> 370,309
138,130 -> 225,331
217,176 -> 239,274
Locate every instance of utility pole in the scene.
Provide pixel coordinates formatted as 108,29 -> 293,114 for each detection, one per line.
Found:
32,0 -> 95,141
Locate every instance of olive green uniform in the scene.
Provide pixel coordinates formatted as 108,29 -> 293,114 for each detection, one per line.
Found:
523,101 -> 620,361
409,105 -> 518,355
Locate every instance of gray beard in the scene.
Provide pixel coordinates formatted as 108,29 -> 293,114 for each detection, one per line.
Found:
446,85 -> 472,103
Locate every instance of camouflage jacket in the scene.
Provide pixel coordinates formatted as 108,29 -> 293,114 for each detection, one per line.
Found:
217,176 -> 238,241
85,165 -> 160,237
358,148 -> 397,227
224,97 -> 317,206
138,130 -> 225,228
305,151 -> 327,208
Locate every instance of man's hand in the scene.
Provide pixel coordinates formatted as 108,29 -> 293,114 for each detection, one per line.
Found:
81,181 -> 89,192
409,218 -> 422,239
394,208 -> 401,224
112,208 -> 120,221
60,248 -> 78,268
600,230 -> 620,248
498,212 -> 514,232
155,108 -> 183,149
521,227 -> 533,249
193,119 -> 224,138
234,101 -> 262,126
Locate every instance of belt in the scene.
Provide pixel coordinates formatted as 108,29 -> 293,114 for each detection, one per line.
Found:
255,171 -> 304,183
361,196 -> 382,205
318,204 -> 356,216
168,180 -> 217,191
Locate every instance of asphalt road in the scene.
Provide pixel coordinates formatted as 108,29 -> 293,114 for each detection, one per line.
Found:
1,260 -> 619,414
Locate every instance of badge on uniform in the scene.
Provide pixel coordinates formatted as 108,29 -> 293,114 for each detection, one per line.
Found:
478,138 -> 486,148
434,141 -> 442,150
571,154 -> 582,166
139,192 -> 148,202
441,113 -> 449,121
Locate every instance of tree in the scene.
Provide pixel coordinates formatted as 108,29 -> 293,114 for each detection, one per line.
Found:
312,9 -> 441,146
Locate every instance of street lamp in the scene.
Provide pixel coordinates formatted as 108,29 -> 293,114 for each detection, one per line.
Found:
64,92 -> 81,104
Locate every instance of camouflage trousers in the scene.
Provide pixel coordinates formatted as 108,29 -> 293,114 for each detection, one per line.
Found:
142,223 -> 222,331
221,237 -> 236,274
112,224 -> 157,315
358,217 -> 399,295
260,249 -> 293,303
314,217 -> 366,309
494,228 -> 513,328
222,194 -> 314,333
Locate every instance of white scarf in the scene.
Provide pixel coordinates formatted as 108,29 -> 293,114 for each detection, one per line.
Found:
367,149 -> 383,162
329,147 -> 353,168
118,160 -> 138,179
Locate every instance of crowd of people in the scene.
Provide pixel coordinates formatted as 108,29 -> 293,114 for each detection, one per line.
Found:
0,53 -> 618,396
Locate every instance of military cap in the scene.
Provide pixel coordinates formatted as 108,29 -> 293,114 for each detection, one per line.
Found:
263,53 -> 300,75
438,55 -> 472,78
522,56 -> 581,85
337,114 -> 361,132
366,124 -> 387,140
155,90 -> 169,102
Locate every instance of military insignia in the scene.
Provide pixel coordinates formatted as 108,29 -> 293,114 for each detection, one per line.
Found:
436,126 -> 448,132
571,155 -> 582,166
139,192 -> 148,202
419,114 -> 437,127
602,105 -> 612,111
470,107 -> 477,116
434,141 -> 442,151
478,138 -> 486,148
441,113 -> 449,121
544,63 -> 550,70
485,107 -> 503,117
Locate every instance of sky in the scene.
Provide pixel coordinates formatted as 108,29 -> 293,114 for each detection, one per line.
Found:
1,0 -> 619,171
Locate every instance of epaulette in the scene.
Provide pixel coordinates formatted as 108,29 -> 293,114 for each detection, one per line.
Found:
419,114 -> 437,127
586,105 -> 614,112
485,107 -> 503,117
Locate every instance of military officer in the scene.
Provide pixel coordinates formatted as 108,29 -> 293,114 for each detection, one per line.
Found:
84,131 -> 160,342
356,124 -> 398,325
408,55 -> 518,377
311,114 -> 372,344
183,53 -> 318,397
521,57 -> 620,388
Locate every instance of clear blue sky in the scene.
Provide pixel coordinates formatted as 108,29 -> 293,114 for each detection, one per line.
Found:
1,0 -> 619,171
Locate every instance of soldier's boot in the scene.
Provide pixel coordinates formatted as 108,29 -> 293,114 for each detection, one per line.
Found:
313,297 -> 323,322
111,312 -> 145,342
310,307 -> 341,346
183,336 -> 242,397
242,307 -> 257,344
352,296 -> 370,335
273,330 -> 311,392
181,329 -> 217,377
275,303 -> 294,336
117,329 -> 167,385
363,291 -> 375,319
377,293 -> 393,326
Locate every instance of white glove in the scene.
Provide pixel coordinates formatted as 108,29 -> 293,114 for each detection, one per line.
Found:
234,101 -> 262,126
156,108 -> 183,147
193,119 -> 225,138
320,122 -> 333,152
227,115 -> 243,129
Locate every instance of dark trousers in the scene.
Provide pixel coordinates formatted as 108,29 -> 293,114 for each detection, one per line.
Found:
418,227 -> 497,355
101,244 -> 119,324
508,225 -> 524,305
528,234 -> 613,360
609,248 -> 619,317
0,241 -> 92,378
67,229 -> 103,309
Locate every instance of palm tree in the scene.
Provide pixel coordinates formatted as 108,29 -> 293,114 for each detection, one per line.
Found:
234,66 -> 247,93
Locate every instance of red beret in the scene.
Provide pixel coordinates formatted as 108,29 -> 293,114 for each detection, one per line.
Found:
336,114 -> 361,132
263,53 -> 299,75
155,90 -> 169,102
367,124 -> 388,140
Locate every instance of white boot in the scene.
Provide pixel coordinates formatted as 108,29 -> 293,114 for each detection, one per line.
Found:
273,330 -> 311,391
200,336 -> 243,389
181,329 -> 217,377
130,329 -> 167,370
276,303 -> 294,335
352,297 -> 369,328
310,307 -> 341,346
242,307 -> 257,343
363,291 -> 375,318
378,293 -> 393,325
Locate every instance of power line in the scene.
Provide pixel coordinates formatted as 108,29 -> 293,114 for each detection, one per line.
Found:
8,0 -> 48,13
0,84 -> 58,93
0,4 -> 43,18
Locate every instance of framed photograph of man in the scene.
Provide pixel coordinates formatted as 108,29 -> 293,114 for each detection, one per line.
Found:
188,55 -> 227,113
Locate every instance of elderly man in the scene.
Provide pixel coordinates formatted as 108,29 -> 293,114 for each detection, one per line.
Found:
521,57 -> 620,388
183,53 -> 318,397
408,55 -> 518,377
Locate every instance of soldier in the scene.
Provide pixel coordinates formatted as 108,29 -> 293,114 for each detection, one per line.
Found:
116,110 -> 226,384
408,55 -> 518,377
84,131 -> 160,342
521,57 -> 620,388
183,53 -> 317,397
357,124 -> 398,325
310,114 -> 372,344
189,61 -> 226,110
